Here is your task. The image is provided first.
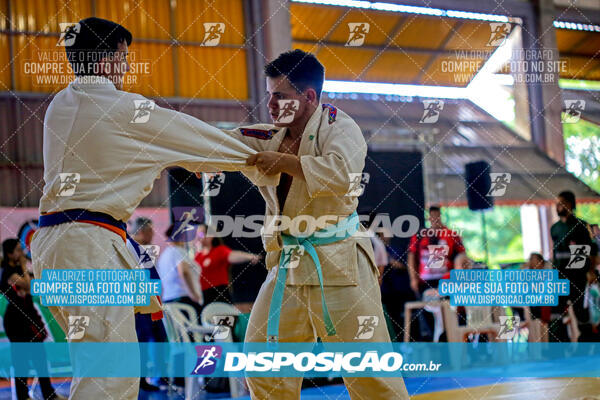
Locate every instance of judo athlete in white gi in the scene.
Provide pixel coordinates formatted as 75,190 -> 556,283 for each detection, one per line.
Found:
228,50 -> 410,399
30,18 -> 276,400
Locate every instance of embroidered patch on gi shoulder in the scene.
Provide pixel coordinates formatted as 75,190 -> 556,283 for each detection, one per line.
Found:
240,128 -> 277,140
322,103 -> 337,124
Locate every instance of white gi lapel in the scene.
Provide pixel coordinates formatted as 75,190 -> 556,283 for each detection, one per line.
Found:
281,106 -> 323,217
269,127 -> 287,152
299,105 -> 324,156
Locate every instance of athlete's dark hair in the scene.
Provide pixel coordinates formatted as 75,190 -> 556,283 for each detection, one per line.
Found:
558,190 -> 576,209
65,17 -> 132,77
429,205 -> 441,213
264,49 -> 325,99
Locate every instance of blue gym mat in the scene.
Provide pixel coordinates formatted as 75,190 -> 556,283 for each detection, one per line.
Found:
217,377 -> 525,400
0,377 -> 523,399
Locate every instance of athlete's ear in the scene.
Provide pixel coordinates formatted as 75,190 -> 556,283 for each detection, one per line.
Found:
305,88 -> 318,104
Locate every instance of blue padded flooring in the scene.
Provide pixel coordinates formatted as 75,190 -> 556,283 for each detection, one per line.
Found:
0,377 -> 522,399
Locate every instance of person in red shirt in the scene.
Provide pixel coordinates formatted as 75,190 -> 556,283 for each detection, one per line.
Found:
195,232 -> 261,305
408,206 -> 467,296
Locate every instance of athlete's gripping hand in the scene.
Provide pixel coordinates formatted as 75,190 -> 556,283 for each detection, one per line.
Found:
247,152 -> 305,179
246,151 -> 284,175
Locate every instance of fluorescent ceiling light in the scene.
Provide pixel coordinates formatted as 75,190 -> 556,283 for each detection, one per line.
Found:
292,0 -> 514,23
371,2 -> 444,16
554,20 -> 600,32
296,0 -> 372,8
445,10 -> 508,22
323,80 -> 468,98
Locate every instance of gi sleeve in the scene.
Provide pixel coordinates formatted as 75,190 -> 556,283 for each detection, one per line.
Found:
126,96 -> 278,187
300,117 -> 367,197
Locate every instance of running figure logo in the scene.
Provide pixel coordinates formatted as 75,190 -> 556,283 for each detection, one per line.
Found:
497,316 -> 520,340
426,245 -> 449,269
67,315 -> 90,340
191,345 -> 222,375
201,23 -> 225,46
171,207 -> 203,242
487,23 -> 512,46
208,316 -> 235,340
354,316 -> 379,339
562,100 -> 585,124
276,100 -> 299,124
202,172 -> 225,196
131,100 -> 156,123
57,173 -> 80,197
346,23 -> 370,46
57,22 -> 81,47
281,245 -> 304,269
346,172 -> 370,196
487,173 -> 512,197
140,245 -> 160,267
420,100 -> 444,123
566,245 -> 591,269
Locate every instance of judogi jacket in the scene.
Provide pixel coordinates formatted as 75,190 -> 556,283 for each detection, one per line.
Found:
39,76 -> 277,316
40,76 -> 277,221
225,104 -> 378,286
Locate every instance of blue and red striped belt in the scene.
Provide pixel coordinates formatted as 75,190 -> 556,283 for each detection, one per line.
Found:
39,209 -> 163,320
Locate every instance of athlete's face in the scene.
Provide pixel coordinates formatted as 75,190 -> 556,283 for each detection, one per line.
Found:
266,76 -> 316,127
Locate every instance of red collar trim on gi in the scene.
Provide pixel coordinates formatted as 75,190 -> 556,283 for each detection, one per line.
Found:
240,128 -> 277,140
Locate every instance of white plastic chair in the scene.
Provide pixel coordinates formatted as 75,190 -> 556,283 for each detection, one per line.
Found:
200,302 -> 241,332
164,302 -> 211,342
163,302 -> 214,400
422,289 -> 445,342
200,302 -> 247,398
442,301 -> 502,342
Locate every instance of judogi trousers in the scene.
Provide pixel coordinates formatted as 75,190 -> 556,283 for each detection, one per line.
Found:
245,248 -> 410,400
31,223 -> 140,400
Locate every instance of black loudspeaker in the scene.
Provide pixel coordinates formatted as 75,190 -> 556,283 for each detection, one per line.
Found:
359,151 -> 425,264
465,161 -> 494,211
167,167 -> 205,224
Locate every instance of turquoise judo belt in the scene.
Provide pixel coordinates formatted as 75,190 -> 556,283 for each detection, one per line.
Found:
267,211 -> 360,343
